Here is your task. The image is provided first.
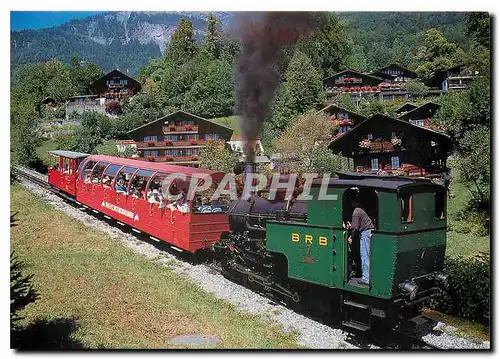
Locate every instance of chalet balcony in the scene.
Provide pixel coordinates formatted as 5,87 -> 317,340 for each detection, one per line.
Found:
136,139 -> 211,149
162,125 -> 199,133
359,140 -> 396,153
138,155 -> 200,163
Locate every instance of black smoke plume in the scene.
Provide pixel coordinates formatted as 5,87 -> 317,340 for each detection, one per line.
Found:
234,12 -> 320,164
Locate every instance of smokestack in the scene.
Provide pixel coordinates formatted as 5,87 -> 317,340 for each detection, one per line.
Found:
234,12 -> 320,164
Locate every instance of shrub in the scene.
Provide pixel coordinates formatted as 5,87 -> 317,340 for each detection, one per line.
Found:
428,252 -> 490,327
11,251 -> 40,326
448,211 -> 489,236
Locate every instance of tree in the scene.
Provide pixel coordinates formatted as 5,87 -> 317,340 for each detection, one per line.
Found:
165,18 -> 198,66
330,93 -> 358,113
182,59 -> 235,118
415,29 -> 465,83
274,111 -> 348,173
199,141 -> 238,173
11,98 -> 41,165
72,113 -> 112,154
466,12 -> 490,48
202,13 -> 223,60
299,13 -> 352,78
402,79 -> 429,95
271,50 -> 325,135
11,251 -> 39,326
69,57 -> 104,95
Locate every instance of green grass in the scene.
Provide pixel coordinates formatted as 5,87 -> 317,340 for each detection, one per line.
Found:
35,138 -> 59,165
10,184 -> 300,349
210,116 -> 240,137
445,231 -> 490,258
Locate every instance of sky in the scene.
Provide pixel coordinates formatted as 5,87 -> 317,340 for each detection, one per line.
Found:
10,11 -> 104,31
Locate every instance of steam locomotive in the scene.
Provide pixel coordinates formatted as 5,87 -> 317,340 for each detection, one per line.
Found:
214,165 -> 450,336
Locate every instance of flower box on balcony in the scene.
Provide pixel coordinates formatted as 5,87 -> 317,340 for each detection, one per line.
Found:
165,155 -> 174,162
185,125 -> 192,131
190,139 -> 198,145
147,141 -> 155,146
146,156 -> 155,162
359,139 -> 371,149
207,139 -> 215,144
165,140 -> 173,146
169,126 -> 177,132
190,155 -> 199,161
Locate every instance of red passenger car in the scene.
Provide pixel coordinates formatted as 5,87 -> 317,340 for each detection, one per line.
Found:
48,150 -> 89,196
49,151 -> 231,253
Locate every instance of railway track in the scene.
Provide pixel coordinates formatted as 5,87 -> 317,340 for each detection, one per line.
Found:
12,165 -> 445,350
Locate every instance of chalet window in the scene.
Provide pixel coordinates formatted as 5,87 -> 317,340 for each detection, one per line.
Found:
391,132 -> 396,138
391,156 -> 400,169
401,194 -> 414,223
371,158 -> 378,170
435,190 -> 446,220
166,149 -> 180,156
205,134 -> 220,140
144,136 -> 158,142
367,133 -> 373,140
165,135 -> 178,141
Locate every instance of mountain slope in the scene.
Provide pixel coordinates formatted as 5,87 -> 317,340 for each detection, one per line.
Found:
11,11 -> 231,76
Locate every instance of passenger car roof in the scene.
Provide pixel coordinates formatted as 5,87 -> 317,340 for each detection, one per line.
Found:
48,150 -> 90,159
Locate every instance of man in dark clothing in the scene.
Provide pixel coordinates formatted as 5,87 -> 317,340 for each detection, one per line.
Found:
348,198 -> 375,286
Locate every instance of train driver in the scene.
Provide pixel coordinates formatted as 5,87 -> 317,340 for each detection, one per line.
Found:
348,197 -> 375,286
115,178 -> 127,193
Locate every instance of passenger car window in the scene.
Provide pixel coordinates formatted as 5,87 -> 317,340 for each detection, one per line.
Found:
81,160 -> 98,182
435,190 -> 445,220
91,162 -> 110,185
129,170 -> 155,199
401,194 -> 414,223
114,166 -> 138,193
102,164 -> 123,189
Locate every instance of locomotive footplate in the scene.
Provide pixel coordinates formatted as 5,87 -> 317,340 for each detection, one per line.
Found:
397,315 -> 436,338
229,263 -> 301,303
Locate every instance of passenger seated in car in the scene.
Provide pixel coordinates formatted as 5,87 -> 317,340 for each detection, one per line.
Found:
115,178 -> 127,193
148,189 -> 165,208
102,176 -> 112,188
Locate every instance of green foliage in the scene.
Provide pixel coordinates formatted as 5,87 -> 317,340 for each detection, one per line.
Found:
357,95 -> 387,117
69,56 -> 104,94
94,140 -> 120,156
165,18 -> 198,66
72,113 -> 112,154
329,94 -> 358,113
11,251 -> 40,326
271,50 -> 325,135
299,13 -> 352,78
448,211 -> 489,237
199,141 -> 238,173
202,13 -> 223,60
415,29 -> 465,83
401,79 -> 429,95
428,252 -> 490,327
182,59 -> 235,118
466,12 -> 490,48
11,101 -> 41,165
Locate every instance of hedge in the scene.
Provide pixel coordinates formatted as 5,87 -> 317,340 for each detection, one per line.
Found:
428,252 -> 490,327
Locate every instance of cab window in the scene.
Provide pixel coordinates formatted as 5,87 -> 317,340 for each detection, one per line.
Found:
91,162 -> 110,185
102,164 -> 123,188
192,182 -> 231,214
81,160 -> 98,182
401,194 -> 414,223
435,190 -> 445,220
129,170 -> 155,199
114,167 -> 138,193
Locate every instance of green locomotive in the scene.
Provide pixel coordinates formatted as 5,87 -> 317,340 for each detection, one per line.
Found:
217,171 -> 449,335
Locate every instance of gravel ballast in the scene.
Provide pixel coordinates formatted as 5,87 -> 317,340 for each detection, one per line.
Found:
16,179 -> 490,350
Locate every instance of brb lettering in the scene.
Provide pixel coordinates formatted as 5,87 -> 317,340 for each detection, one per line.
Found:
291,233 -> 328,246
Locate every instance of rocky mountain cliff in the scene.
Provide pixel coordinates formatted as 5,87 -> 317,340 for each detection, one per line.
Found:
11,11 -> 233,76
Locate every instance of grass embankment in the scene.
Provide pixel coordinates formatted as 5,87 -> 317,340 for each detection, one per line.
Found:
10,184 -> 300,349
445,167 -> 490,258
35,138 -> 59,165
210,116 -> 240,137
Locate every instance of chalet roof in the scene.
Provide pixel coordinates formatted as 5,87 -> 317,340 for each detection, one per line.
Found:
316,104 -> 367,120
41,97 -> 56,104
323,69 -> 384,83
375,63 -> 416,77
394,102 -> 418,114
328,112 -> 453,155
91,69 -> 142,94
127,110 -> 234,135
397,102 -> 441,122
48,150 -> 89,159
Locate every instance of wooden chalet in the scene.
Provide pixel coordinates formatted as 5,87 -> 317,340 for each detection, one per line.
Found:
438,64 -> 477,91
90,69 -> 142,99
323,69 -> 384,96
397,102 -> 440,128
125,110 -> 233,167
328,113 -> 453,178
316,104 -> 367,138
369,64 -> 416,84
394,103 -> 418,118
